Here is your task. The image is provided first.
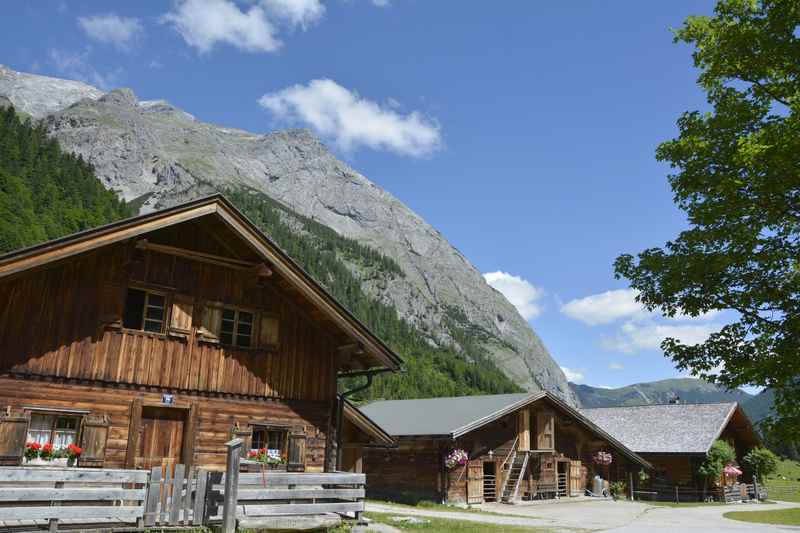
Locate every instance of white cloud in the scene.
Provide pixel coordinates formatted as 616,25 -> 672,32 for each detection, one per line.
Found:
560,288 -> 645,326
560,366 -> 584,383
78,14 -> 143,51
162,0 -> 281,54
609,362 -> 624,370
602,319 -> 720,354
371,0 -> 391,6
261,0 -> 325,29
259,79 -> 441,156
48,48 -> 120,90
483,271 -> 545,320
561,288 -> 720,326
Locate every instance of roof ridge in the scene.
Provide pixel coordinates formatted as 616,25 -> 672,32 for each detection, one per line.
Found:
366,391 -> 531,404
580,401 -> 738,409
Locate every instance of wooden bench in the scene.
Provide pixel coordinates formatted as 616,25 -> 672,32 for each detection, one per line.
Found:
0,466 -> 148,531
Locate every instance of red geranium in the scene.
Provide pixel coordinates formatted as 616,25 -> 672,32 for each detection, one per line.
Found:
24,442 -> 41,461
66,443 -> 82,459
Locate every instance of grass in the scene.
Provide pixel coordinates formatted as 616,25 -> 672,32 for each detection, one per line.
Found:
361,511 -> 552,533
724,508 -> 800,526
366,499 -> 514,517
645,501 -> 728,508
764,458 -> 800,503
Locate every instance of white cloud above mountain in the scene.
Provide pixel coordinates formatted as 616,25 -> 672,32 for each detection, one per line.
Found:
162,0 -> 282,53
259,79 -> 441,156
560,288 -> 646,326
48,48 -> 120,90
261,0 -> 325,29
483,271 -> 545,320
78,14 -> 143,51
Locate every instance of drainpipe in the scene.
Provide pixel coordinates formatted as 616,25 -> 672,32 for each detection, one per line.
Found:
335,367 -> 394,470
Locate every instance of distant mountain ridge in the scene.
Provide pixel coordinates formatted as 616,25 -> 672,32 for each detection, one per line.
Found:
0,64 -> 576,404
571,378 -> 753,408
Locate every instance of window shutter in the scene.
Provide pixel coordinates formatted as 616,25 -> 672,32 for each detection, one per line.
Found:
99,284 -> 125,325
258,314 -> 280,348
79,414 -> 110,468
198,305 -> 222,342
169,296 -> 194,336
232,425 -> 253,458
536,410 -> 555,451
287,432 -> 306,472
0,412 -> 29,465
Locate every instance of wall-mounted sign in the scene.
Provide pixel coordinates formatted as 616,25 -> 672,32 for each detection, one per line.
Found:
161,394 -> 175,405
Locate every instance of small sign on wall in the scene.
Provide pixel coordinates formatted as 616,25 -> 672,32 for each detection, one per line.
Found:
161,394 -> 175,405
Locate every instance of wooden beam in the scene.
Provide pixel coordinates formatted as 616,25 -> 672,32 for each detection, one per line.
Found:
136,240 -> 262,271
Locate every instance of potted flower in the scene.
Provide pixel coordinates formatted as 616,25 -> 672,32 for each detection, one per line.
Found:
246,448 -> 287,470
66,443 -> 83,467
24,442 -> 41,463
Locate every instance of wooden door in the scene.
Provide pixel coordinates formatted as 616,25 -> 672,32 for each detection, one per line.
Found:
137,407 -> 185,470
536,411 -> 555,450
569,460 -> 583,496
466,461 -> 484,504
517,408 -> 530,451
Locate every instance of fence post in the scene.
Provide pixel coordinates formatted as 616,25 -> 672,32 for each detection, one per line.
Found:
222,438 -> 242,533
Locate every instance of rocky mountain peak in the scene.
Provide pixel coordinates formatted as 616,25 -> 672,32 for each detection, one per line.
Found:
99,88 -> 138,107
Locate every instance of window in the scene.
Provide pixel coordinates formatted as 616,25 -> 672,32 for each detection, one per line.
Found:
220,308 -> 253,348
27,414 -> 80,449
251,426 -> 288,457
123,288 -> 166,333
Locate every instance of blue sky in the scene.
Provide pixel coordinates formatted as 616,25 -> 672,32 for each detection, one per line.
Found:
2,0 -> 733,390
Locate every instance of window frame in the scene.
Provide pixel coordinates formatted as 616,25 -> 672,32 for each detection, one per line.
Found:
122,286 -> 169,335
219,306 -> 255,349
249,424 -> 289,458
26,412 -> 82,450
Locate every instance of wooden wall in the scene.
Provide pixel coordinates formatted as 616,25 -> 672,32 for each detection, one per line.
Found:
363,440 -> 444,503
0,377 -> 331,471
0,243 -> 337,402
641,454 -> 695,485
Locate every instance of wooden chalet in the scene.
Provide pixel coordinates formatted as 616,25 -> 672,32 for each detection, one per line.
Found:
359,392 -> 651,505
0,195 -> 403,472
580,402 -> 761,488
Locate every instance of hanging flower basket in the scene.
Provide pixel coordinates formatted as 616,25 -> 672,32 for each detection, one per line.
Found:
445,449 -> 469,470
593,451 -> 613,466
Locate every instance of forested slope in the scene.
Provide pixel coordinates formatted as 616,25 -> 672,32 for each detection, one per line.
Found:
0,105 -> 131,252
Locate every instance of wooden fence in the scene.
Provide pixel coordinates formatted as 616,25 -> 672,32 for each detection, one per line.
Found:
0,467 -> 148,531
212,439 -> 366,533
0,441 -> 365,532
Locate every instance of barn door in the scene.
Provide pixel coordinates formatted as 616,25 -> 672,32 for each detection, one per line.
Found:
137,407 -> 185,470
466,461 -> 484,504
569,460 -> 583,496
536,410 -> 555,450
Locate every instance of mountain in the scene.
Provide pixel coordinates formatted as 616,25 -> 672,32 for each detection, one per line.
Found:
571,378 -> 752,408
0,65 -> 576,405
742,388 -> 775,424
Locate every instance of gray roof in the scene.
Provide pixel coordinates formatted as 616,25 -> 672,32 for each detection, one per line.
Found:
361,393 -> 535,438
579,403 -> 738,454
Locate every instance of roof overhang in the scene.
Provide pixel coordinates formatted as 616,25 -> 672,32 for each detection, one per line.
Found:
343,399 -> 395,446
0,194 -> 404,373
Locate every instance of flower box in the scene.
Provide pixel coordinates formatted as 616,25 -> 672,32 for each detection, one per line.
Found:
25,457 -> 68,467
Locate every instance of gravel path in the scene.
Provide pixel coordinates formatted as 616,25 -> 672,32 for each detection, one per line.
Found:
366,500 -> 800,532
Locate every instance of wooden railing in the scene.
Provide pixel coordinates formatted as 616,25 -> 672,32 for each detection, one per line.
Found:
212,439 -> 366,532
0,445 -> 364,532
0,467 -> 148,531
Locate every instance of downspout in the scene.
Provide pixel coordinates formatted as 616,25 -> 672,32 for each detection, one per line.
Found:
335,367 -> 394,470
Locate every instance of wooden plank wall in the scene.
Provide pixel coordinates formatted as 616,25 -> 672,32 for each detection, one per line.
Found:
0,243 -> 337,402
0,377 -> 330,471
362,441 -> 443,503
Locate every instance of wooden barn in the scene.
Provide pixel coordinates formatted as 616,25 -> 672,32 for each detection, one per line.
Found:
580,402 -> 761,488
0,195 -> 403,472
359,392 -> 651,505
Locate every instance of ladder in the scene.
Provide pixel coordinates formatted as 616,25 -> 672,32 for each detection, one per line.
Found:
501,452 -> 529,503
